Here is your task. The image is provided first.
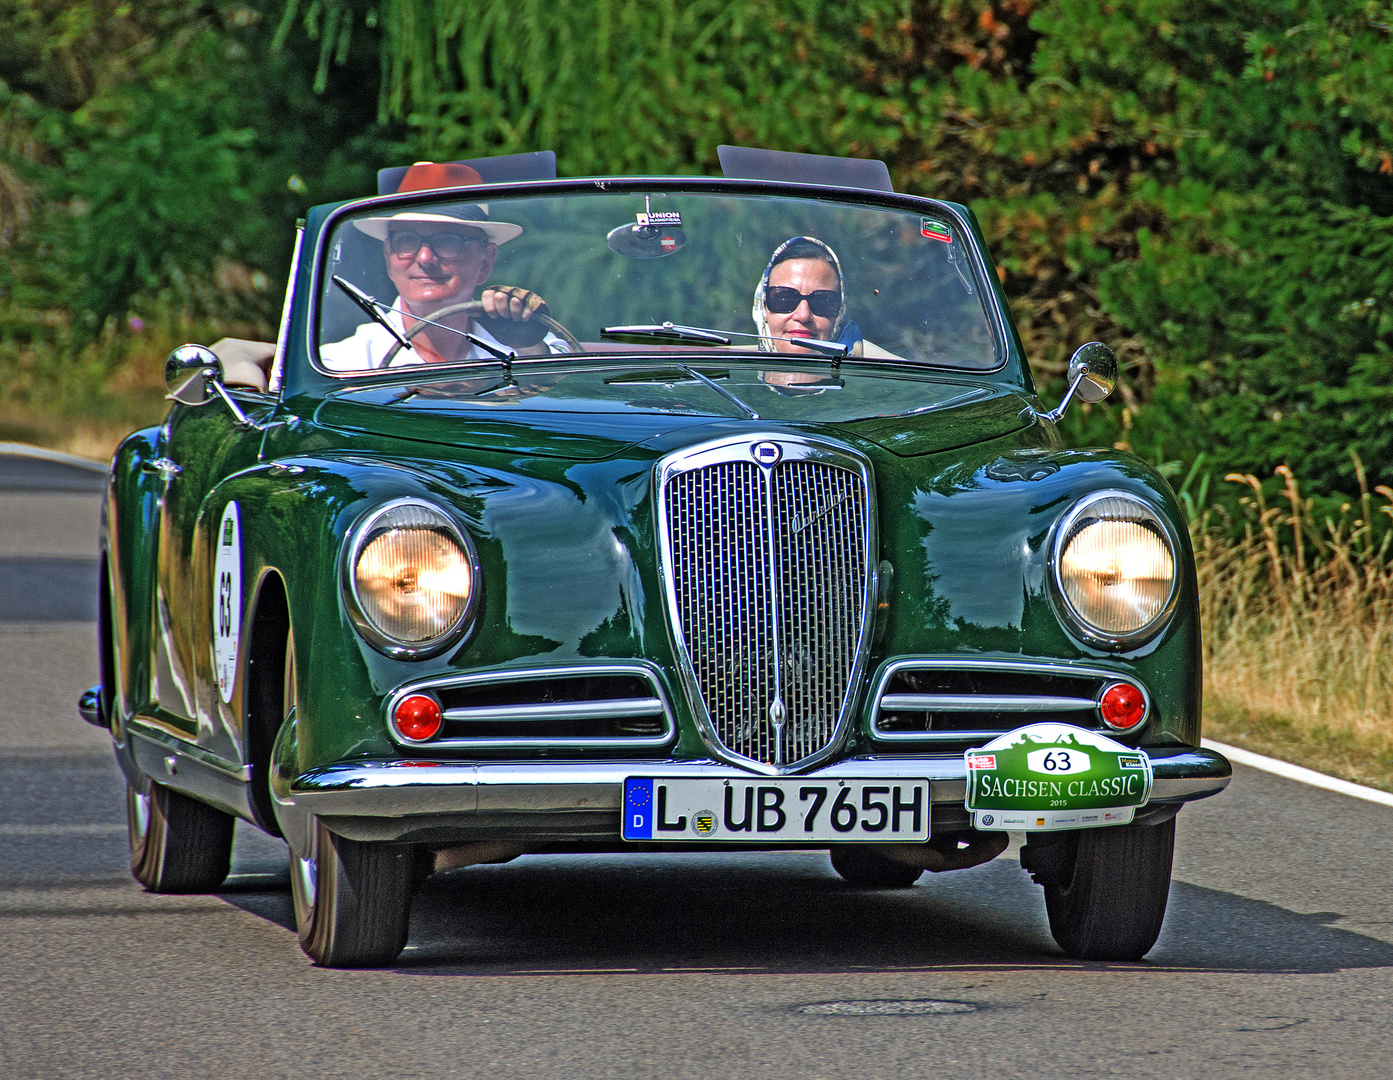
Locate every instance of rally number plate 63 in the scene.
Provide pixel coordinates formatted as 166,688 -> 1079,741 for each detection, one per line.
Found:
623,777 -> 930,842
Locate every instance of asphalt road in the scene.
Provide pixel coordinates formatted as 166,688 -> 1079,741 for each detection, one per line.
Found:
2,449 -> 1392,1079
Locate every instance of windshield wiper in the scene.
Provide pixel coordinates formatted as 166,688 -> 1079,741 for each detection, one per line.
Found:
602,322 -> 732,347
334,275 -> 528,372
332,275 -> 413,353
677,365 -> 759,419
602,321 -> 848,358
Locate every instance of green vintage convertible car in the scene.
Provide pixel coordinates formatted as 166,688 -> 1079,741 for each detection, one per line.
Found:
83,148 -> 1230,967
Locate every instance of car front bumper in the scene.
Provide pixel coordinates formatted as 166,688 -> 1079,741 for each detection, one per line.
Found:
271,746 -> 1231,848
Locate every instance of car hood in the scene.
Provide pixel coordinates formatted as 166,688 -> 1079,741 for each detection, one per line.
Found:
311,363 -> 1035,460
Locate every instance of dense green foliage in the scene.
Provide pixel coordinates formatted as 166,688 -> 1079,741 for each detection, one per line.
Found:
0,1 -> 400,409
3,1 -> 1391,506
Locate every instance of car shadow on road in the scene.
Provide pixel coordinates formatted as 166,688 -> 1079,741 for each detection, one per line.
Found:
217,849 -> 1393,976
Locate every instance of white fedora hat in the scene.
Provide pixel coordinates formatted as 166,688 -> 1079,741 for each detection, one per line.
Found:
351,162 -> 523,246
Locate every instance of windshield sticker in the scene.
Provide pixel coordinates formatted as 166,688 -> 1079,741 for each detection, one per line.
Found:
921,218 -> 952,242
637,210 -> 682,228
213,501 -> 242,703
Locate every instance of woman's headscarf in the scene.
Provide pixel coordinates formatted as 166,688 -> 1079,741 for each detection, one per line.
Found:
751,236 -> 861,354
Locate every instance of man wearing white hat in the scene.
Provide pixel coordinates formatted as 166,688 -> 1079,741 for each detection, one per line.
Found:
321,162 -> 560,371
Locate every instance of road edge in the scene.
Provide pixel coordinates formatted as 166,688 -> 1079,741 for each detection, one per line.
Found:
0,442 -> 108,471
1203,738 -> 1393,809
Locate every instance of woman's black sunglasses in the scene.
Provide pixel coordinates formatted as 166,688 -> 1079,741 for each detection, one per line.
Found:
387,230 -> 486,259
764,286 -> 841,318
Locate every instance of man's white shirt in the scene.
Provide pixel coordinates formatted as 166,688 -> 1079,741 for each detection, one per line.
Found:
319,296 -> 563,371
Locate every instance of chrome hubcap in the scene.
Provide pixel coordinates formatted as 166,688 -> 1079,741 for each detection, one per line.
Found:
290,822 -> 318,918
127,787 -> 150,846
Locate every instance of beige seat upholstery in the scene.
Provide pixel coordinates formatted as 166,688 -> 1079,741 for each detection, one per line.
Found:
210,338 -> 276,393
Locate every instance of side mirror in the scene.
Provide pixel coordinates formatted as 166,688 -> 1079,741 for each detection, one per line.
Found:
165,344 -> 224,406
1043,341 -> 1118,422
164,344 -> 256,428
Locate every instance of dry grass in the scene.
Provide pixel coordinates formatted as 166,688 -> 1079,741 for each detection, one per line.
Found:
1196,463 -> 1393,792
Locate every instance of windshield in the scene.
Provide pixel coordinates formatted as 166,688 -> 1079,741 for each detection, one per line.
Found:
314,188 -> 1000,375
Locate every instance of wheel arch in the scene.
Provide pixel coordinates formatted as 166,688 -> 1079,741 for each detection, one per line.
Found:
244,568 -> 291,836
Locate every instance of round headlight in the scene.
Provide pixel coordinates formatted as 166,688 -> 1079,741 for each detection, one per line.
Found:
346,500 -> 476,657
1052,492 -> 1178,646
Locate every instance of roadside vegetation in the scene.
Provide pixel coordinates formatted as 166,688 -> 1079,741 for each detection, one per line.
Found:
1192,461 -> 1393,792
3,1 -> 1392,784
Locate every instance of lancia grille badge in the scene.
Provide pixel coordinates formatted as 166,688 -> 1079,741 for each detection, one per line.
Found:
751,441 -> 782,466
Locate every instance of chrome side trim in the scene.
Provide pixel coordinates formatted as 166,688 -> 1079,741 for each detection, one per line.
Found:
869,656 -> 1152,743
384,663 -> 677,751
879,694 -> 1097,713
128,718 -> 252,781
443,697 -> 665,723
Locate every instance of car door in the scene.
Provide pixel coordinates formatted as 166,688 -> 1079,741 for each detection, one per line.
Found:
150,394 -> 271,758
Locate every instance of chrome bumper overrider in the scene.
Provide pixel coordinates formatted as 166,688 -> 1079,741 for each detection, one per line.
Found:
271,747 -> 1230,848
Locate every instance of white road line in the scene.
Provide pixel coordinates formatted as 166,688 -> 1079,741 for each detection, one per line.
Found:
1204,738 -> 1393,809
0,823 -> 126,837
0,442 -> 107,471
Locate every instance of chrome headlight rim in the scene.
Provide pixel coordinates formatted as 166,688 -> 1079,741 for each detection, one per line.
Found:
1048,489 -> 1182,651
342,497 -> 481,660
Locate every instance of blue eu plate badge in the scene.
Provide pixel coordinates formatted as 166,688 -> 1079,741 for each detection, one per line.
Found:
625,778 -> 654,839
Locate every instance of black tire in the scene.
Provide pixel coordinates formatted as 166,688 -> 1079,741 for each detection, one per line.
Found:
830,845 -> 924,888
127,781 -> 234,893
290,817 -> 413,967
1042,818 -> 1175,961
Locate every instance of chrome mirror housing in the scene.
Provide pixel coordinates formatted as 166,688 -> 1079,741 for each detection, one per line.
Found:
164,345 -> 223,406
1068,341 -> 1118,403
164,343 -> 257,428
1043,341 -> 1119,422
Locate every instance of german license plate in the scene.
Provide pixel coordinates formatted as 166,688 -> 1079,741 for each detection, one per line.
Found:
623,777 -> 931,842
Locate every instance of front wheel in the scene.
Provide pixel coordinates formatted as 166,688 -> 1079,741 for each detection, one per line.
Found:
1037,818 -> 1175,961
127,781 -> 234,893
290,817 -> 413,967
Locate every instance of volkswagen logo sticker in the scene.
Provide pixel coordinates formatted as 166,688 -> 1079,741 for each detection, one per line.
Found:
751,441 -> 782,467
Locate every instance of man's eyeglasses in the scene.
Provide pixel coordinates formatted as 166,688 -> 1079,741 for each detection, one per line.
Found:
764,286 -> 841,318
388,231 -> 486,260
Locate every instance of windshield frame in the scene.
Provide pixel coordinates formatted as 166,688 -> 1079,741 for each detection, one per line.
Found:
303,176 -> 1018,387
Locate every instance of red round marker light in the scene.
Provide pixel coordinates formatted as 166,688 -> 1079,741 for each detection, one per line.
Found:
1099,682 -> 1146,731
393,694 -> 443,742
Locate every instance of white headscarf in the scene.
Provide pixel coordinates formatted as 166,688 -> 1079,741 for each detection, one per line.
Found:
751,236 -> 850,353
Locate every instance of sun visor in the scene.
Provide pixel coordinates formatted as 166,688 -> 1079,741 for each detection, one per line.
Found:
377,152 -> 557,195
717,146 -> 893,193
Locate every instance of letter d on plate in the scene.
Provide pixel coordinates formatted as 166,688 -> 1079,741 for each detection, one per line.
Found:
624,778 -> 654,839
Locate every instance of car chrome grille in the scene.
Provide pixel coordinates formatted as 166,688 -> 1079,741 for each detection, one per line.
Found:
870,660 -> 1150,747
662,444 -> 871,769
386,667 -> 675,753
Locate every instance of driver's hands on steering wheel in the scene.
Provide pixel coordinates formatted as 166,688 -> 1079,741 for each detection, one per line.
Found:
480,286 -> 551,348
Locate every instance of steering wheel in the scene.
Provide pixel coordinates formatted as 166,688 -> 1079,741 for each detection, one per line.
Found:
378,300 -> 583,368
